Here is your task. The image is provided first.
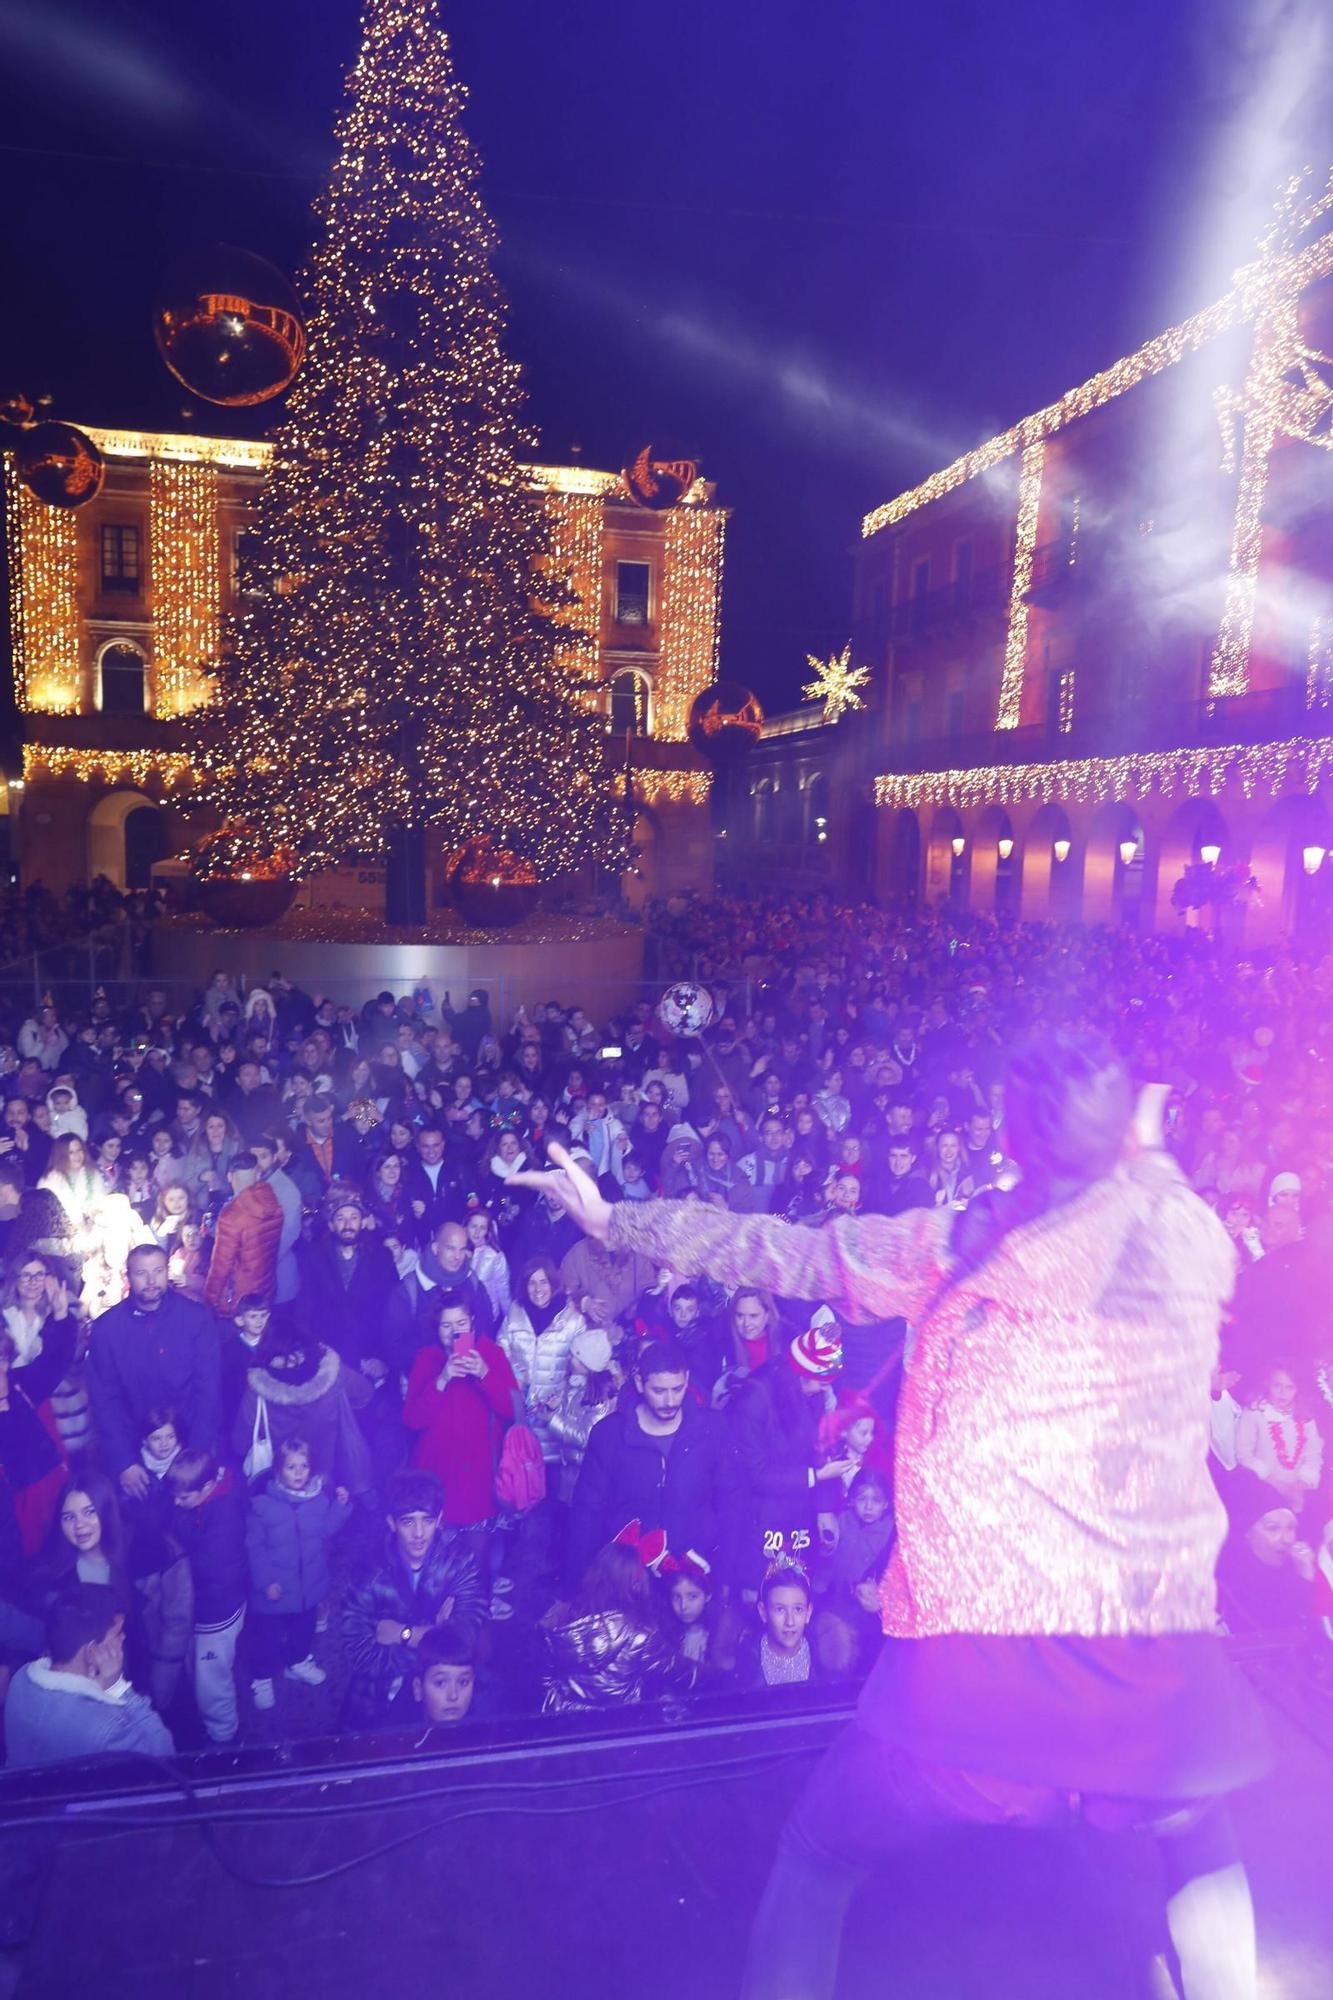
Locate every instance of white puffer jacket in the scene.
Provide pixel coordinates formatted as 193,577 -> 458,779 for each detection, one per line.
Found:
498,1298 -> 585,1462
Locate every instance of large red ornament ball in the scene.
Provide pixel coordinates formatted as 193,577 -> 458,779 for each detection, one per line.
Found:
687,681 -> 764,765
14,422 -> 105,509
622,444 -> 699,511
153,245 -> 306,408
448,840 -> 541,930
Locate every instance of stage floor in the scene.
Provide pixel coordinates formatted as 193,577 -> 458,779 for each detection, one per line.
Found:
2,1674 -> 1329,1999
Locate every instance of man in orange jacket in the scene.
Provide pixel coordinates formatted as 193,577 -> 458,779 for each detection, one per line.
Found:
203,1152 -> 284,1316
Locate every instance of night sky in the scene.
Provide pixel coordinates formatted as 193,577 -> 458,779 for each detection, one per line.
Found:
0,0 -> 1326,707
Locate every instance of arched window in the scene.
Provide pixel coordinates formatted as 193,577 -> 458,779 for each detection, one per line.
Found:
607,670 -> 650,736
98,643 -> 148,718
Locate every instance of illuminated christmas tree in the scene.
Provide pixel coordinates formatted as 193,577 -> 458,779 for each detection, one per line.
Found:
198,0 -> 619,918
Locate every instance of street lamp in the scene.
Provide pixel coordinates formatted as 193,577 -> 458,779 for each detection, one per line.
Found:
1199,842 -> 1221,867
951,835 -> 966,858
1303,844 -> 1326,876
1053,837 -> 1071,863
1119,838 -> 1137,866
997,836 -> 1014,861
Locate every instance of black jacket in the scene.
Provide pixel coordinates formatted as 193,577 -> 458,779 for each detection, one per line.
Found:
566,1396 -> 744,1595
86,1292 -> 221,1477
727,1361 -> 823,1585
382,1257 -> 493,1379
296,1233 -> 399,1370
340,1529 -> 485,1729
173,1469 -> 247,1625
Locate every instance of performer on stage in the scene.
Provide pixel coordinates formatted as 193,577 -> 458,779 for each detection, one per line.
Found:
514,1034 -> 1267,2000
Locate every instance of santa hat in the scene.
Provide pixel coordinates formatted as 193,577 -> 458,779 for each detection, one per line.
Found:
613,1519 -> 669,1574
789,1322 -> 843,1379
663,1548 -> 713,1587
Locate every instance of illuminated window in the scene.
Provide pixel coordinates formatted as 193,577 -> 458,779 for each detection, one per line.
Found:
615,561 -> 651,627
98,643 -> 148,717
100,524 -> 141,596
607,670 -> 650,735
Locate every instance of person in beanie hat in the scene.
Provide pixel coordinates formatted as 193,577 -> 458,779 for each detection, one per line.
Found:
1215,1469 -> 1316,1637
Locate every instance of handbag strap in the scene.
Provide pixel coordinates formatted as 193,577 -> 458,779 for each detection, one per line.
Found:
252,1395 -> 270,1447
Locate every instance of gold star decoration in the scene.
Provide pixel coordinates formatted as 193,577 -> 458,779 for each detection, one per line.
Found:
803,643 -> 870,724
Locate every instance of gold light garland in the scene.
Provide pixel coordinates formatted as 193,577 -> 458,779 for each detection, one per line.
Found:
83,427 -> 271,473
544,488 -> 602,702
5,474 -> 81,713
1208,173 -> 1333,701
994,440 -> 1045,729
656,504 -> 725,742
150,460 -> 220,717
861,173 -> 1333,541
875,732 -> 1333,813
1308,611 -> 1333,712
24,745 -> 198,790
634,769 -> 711,805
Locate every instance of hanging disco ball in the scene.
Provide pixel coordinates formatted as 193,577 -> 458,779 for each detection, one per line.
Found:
657,981 -> 715,1038
687,681 -> 764,765
153,245 -> 306,408
14,422 -> 105,509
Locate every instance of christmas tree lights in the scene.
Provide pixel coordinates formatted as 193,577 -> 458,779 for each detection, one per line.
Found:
196,0 -> 620,887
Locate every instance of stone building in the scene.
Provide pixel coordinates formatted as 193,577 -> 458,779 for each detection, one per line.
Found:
3,429 -> 725,906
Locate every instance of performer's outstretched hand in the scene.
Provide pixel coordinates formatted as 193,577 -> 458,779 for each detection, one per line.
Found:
510,1141 -> 613,1242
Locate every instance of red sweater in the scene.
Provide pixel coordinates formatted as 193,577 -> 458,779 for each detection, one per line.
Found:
403,1337 -> 517,1526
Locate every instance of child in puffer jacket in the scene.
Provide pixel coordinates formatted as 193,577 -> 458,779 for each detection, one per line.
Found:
245,1435 -> 350,1711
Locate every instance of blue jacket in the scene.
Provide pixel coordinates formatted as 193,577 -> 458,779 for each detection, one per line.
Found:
4,1659 -> 174,1768
246,1478 -> 351,1614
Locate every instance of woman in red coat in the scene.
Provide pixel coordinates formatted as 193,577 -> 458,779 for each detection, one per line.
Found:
403,1290 -> 517,1556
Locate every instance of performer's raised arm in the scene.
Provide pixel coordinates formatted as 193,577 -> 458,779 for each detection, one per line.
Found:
510,1144 -> 951,1325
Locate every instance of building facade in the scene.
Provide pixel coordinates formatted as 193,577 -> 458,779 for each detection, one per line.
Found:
854,172 -> 1333,941
3,431 -> 725,904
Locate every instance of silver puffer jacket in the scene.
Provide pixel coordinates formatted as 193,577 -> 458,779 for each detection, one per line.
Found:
542,1610 -> 697,1714
498,1298 -> 584,1462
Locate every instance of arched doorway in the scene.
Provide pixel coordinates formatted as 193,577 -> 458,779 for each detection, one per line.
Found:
1250,794 -> 1333,941
87,789 -> 164,890
883,808 -> 920,905
97,643 -> 148,718
804,772 -> 829,848
1020,803 -> 1074,921
971,805 -> 1015,916
1084,801 -> 1147,928
1155,798 -> 1229,932
606,669 -> 651,736
927,806 -> 965,906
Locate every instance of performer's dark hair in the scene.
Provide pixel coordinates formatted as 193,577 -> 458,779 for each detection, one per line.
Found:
1002,1032 -> 1131,1183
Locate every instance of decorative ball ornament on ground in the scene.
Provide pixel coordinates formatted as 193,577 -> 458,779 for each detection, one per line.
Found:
622,444 -> 699,511
153,245 -> 306,408
657,980 -> 716,1038
14,421 -> 105,509
687,681 -> 764,764
195,876 -> 296,930
448,839 -> 541,929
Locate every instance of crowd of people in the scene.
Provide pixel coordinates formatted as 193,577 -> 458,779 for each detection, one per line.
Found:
0,892 -> 1329,1769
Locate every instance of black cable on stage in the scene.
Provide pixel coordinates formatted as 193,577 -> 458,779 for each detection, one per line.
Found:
11,1741 -> 822,1893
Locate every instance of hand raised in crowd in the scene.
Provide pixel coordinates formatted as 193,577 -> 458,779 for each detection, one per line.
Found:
120,1463 -> 152,1501
45,1274 -> 70,1319
815,1456 -> 856,1484
509,1141 -> 612,1242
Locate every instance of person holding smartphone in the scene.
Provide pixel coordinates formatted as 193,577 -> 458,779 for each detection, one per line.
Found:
402,1291 -> 518,1569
